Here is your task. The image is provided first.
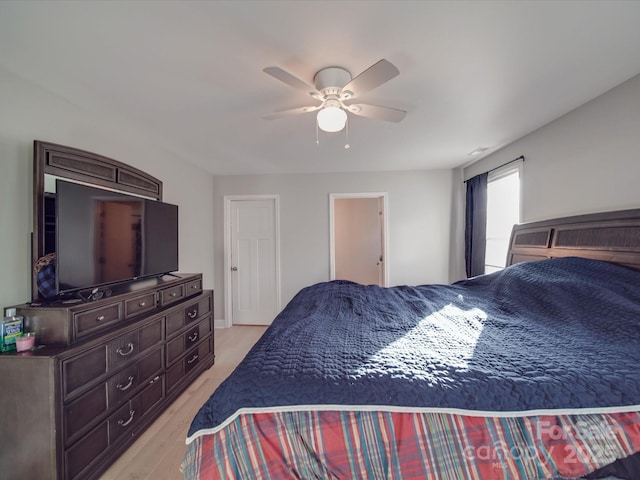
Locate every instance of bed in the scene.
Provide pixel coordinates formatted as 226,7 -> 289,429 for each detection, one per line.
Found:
182,209 -> 640,480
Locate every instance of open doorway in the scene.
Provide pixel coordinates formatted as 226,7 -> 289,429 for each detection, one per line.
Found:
329,193 -> 389,286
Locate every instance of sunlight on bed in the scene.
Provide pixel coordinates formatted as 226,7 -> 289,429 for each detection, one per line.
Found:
355,303 -> 487,382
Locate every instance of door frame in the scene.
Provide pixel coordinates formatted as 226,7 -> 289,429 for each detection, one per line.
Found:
329,192 -> 390,286
223,195 -> 281,328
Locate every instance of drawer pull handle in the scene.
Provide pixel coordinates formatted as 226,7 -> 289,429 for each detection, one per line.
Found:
191,284 -> 199,289
138,301 -> 146,307
187,354 -> 199,365
116,342 -> 135,357
187,310 -> 198,319
188,332 -> 198,342
96,315 -> 105,322
116,376 -> 135,391
170,292 -> 178,297
117,409 -> 135,427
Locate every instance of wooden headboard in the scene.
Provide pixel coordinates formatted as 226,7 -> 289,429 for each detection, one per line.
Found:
507,208 -> 640,271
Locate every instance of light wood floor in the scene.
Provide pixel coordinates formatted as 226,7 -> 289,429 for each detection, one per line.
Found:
100,325 -> 268,480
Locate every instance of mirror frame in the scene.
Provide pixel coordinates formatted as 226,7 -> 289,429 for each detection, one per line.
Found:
32,140 -> 163,300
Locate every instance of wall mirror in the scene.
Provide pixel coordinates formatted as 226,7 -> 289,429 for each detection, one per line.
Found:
32,140 -> 163,300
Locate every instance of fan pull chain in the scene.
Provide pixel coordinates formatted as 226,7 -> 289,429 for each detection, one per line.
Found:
344,116 -> 350,149
316,118 -> 320,145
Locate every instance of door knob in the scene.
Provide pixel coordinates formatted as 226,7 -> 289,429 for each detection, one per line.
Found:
231,267 -> 238,271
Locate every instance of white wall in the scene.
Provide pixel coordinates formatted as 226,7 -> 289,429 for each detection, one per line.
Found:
465,73 -> 640,222
213,170 -> 455,320
0,67 -> 215,310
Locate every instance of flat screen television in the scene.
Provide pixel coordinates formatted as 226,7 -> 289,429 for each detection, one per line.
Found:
55,179 -> 178,295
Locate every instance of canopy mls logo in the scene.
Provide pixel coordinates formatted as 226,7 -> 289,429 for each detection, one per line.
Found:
462,420 -> 619,467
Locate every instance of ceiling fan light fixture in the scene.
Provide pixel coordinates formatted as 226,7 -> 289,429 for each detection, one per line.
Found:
317,106 -> 347,132
263,60 -> 406,143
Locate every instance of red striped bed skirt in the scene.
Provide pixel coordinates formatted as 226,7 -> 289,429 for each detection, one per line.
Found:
182,409 -> 640,479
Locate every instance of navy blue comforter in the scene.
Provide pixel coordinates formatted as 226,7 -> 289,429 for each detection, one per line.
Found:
188,257 -> 640,436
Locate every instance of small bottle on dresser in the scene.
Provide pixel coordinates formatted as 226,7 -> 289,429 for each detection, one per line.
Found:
0,308 -> 24,353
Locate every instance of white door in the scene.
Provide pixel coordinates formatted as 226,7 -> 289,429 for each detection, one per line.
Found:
330,193 -> 388,286
229,198 -> 279,325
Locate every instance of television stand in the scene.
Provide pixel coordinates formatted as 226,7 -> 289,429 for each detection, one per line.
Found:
0,273 -> 214,480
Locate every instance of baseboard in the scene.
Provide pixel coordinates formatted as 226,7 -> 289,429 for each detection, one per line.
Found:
214,318 -> 228,329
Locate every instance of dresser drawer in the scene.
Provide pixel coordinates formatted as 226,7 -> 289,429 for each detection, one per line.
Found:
166,338 -> 213,393
74,302 -> 122,339
64,383 -> 108,446
185,278 -> 203,296
184,302 -> 200,325
65,422 -> 109,480
185,342 -> 206,375
124,292 -> 156,318
107,318 -> 163,370
63,347 -> 108,399
108,396 -> 140,444
166,317 -> 212,366
137,373 -> 164,419
166,309 -> 184,337
166,292 -> 213,339
159,283 -> 185,307
108,348 -> 163,405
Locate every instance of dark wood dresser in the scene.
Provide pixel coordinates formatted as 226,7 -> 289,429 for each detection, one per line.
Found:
0,273 -> 214,480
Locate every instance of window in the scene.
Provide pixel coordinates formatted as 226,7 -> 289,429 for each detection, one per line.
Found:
485,164 -> 521,273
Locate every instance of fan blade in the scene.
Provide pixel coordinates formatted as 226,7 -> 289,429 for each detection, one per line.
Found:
263,67 -> 318,95
346,103 -> 406,123
341,59 -> 399,99
262,105 -> 322,120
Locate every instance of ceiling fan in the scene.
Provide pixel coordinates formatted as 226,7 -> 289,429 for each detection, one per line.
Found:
262,59 -> 406,139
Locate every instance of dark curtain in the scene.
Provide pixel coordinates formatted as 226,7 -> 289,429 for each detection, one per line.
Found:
464,172 -> 488,278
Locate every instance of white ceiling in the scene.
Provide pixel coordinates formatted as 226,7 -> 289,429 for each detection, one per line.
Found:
1,1 -> 640,175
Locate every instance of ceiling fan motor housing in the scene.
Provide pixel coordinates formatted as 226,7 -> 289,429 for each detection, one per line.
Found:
314,67 -> 352,97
